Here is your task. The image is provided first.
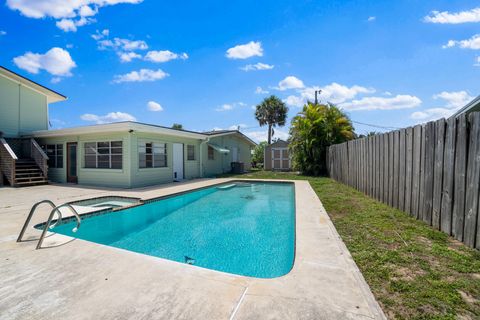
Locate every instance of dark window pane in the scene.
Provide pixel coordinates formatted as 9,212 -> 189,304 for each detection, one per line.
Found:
97,141 -> 109,148
111,147 -> 122,154
111,141 -> 122,148
97,147 -> 110,154
85,155 -> 96,168
57,156 -> 63,168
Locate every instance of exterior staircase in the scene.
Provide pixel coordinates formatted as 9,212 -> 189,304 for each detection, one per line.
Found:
14,158 -> 48,186
0,138 -> 49,187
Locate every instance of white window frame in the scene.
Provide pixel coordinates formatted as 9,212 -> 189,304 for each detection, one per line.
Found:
42,144 -> 63,168
187,144 -> 196,161
138,142 -> 167,168
84,141 -> 123,169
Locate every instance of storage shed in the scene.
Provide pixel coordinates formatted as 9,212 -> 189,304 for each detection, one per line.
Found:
264,140 -> 291,171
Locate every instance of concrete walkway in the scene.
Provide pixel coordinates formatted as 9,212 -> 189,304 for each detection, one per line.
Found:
0,179 -> 386,320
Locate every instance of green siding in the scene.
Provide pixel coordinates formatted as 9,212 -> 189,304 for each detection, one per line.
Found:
38,131 -> 252,188
0,76 -> 20,137
0,75 -> 48,137
130,133 -> 202,187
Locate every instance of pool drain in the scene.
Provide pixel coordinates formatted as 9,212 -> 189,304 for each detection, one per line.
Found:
184,256 -> 196,265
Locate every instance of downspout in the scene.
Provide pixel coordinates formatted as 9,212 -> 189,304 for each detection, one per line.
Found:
199,137 -> 209,178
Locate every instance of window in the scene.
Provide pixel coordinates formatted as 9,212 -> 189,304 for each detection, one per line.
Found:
84,141 -> 122,169
139,142 -> 167,168
208,146 -> 214,160
42,144 -> 63,168
187,145 -> 195,161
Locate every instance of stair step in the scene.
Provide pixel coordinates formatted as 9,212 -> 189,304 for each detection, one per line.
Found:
15,175 -> 45,181
15,168 -> 41,172
15,181 -> 48,187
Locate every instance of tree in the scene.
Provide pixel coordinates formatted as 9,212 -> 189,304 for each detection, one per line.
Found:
252,141 -> 268,165
289,102 -> 354,176
172,123 -> 183,130
255,95 -> 288,144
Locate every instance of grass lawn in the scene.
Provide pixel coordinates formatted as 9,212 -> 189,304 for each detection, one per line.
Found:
222,170 -> 480,320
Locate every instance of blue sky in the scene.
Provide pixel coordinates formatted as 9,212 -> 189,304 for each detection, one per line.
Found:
1,0 -> 479,142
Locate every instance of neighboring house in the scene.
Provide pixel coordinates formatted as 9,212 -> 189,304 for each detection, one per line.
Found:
452,95 -> 480,117
0,66 -> 255,188
264,140 -> 291,171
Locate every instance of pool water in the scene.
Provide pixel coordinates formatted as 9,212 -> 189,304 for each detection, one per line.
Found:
49,182 -> 295,278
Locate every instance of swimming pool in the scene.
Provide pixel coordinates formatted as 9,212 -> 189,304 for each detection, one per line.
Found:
47,181 -> 295,278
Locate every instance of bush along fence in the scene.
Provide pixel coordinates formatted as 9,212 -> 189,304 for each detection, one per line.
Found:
327,112 -> 480,249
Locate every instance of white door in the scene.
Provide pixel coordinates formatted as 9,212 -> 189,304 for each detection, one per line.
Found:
173,143 -> 184,181
232,147 -> 239,162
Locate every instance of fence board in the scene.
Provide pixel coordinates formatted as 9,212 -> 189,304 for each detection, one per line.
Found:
405,127 -> 413,215
432,119 -> 445,229
399,129 -> 406,211
393,130 -> 400,209
453,115 -> 468,241
441,117 -> 456,235
465,113 -> 480,248
412,125 -> 422,218
388,132 -> 394,206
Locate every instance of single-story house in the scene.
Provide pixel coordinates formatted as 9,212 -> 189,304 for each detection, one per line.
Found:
264,139 -> 291,171
0,66 -> 255,188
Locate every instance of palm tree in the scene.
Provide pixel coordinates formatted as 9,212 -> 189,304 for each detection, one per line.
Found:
255,95 -> 288,144
290,102 -> 354,175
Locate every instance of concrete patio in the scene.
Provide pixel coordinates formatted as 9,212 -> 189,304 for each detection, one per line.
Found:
0,179 -> 386,320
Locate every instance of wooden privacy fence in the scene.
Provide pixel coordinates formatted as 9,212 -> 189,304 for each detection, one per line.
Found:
327,112 -> 480,249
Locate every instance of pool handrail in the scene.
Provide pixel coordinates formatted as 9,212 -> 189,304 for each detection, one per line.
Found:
36,203 -> 81,249
17,200 -> 60,243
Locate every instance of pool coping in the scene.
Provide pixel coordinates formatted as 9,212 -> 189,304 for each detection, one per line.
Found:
2,178 -> 386,319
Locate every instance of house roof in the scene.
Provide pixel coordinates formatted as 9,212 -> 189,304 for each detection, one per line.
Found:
452,95 -> 480,117
0,66 -> 67,104
30,121 -> 257,145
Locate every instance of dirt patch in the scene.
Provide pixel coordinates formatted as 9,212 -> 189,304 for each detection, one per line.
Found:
392,266 -> 426,281
458,290 -> 479,305
416,236 -> 433,248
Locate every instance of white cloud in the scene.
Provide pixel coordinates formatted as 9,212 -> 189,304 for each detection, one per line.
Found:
255,86 -> 269,94
245,129 -> 289,143
98,37 -> 148,51
92,29 -> 109,40
144,50 -> 188,63
6,0 -> 142,31
240,62 -> 274,71
283,82 -> 374,107
81,111 -> 136,124
433,91 -> 473,108
214,102 -> 246,112
367,16 -> 376,22
0,30 -> 6,36
147,101 -> 163,111
119,52 -> 142,62
411,108 -> 454,121
475,56 -> 480,66
443,34 -> 480,50
410,90 -> 472,122
276,76 -> 305,91
339,95 -> 422,111
56,17 -> 94,32
424,8 -> 480,24
13,47 -> 76,77
226,41 -> 263,59
113,68 -> 169,83
284,95 -> 305,107
51,77 -> 62,84
215,104 -> 234,112
314,83 -> 374,104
